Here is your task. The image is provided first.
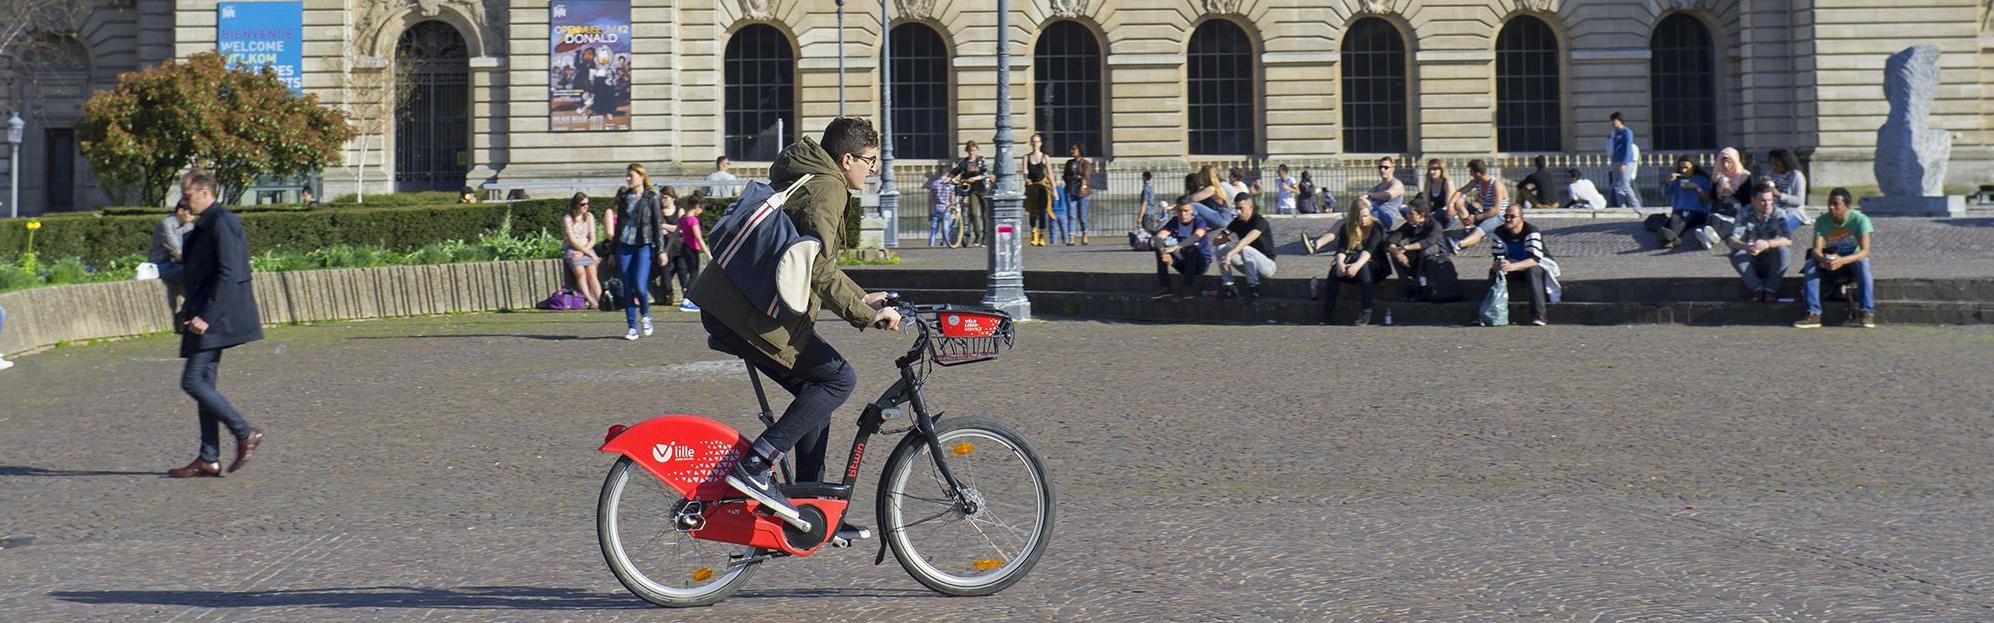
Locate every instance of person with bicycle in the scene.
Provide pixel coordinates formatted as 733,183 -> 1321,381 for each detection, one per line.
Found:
949,141 -> 990,246
689,117 -> 903,526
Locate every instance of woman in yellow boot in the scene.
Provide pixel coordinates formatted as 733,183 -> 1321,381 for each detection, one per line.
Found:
1024,133 -> 1053,246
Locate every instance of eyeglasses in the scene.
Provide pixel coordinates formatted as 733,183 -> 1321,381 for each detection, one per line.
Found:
1377,165 -> 1393,170
854,154 -> 879,170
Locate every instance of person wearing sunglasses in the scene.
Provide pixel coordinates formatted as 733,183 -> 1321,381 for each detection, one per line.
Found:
1488,203 -> 1555,326
1363,157 -> 1407,231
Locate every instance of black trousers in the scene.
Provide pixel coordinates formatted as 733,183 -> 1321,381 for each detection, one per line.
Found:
1492,266 -> 1549,321
702,313 -> 857,483
669,248 -> 702,296
182,347 -> 253,464
1321,262 -> 1379,323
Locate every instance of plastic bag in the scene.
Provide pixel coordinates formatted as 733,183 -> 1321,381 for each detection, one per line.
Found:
1479,275 -> 1510,326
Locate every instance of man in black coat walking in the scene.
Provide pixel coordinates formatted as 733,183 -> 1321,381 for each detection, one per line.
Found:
167,170 -> 266,478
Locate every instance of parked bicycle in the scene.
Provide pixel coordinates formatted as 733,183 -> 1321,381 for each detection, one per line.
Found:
596,297 -> 1054,607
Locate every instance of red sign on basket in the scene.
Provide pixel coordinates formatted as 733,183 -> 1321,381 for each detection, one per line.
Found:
940,312 -> 1003,337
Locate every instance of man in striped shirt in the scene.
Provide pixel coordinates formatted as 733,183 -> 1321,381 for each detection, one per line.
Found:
1490,203 -> 1551,326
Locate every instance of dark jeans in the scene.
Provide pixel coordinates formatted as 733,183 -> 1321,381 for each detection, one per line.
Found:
1651,210 -> 1711,246
962,192 -> 987,244
1493,266 -> 1549,321
667,248 -> 702,298
1155,249 -> 1209,289
182,347 -> 252,464
1321,262 -> 1378,323
702,313 -> 857,483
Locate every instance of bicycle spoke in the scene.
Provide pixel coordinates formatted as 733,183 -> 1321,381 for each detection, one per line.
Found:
897,505 -> 961,530
887,490 -> 957,507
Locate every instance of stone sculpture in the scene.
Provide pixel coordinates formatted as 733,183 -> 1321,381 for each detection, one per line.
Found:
1874,45 -> 1950,197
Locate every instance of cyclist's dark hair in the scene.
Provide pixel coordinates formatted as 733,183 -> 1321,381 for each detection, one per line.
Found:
820,117 -> 880,163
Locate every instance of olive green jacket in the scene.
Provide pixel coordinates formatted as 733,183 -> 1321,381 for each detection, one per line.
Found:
689,137 -> 872,368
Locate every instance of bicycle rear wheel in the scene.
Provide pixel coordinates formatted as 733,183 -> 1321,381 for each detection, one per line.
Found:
598,457 -> 758,607
878,416 -> 1055,596
946,205 -> 966,248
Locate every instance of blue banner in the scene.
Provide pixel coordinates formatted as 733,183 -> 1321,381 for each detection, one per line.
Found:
549,1 -> 633,132
217,2 -> 305,94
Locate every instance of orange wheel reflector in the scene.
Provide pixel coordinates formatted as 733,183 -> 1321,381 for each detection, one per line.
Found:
951,442 -> 975,456
972,559 -> 1005,571
691,567 -> 716,582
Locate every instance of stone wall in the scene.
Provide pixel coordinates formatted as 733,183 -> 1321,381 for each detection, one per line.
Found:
0,259 -> 564,357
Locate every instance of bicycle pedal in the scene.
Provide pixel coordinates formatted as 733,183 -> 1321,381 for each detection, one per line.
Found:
829,526 -> 872,548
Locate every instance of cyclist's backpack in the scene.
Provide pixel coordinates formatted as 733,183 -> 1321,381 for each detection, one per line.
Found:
707,174 -> 821,320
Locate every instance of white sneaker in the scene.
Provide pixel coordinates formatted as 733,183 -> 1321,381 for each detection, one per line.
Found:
0,357 -> 13,371
623,328 -> 640,341
640,316 -> 654,337
1695,226 -> 1718,250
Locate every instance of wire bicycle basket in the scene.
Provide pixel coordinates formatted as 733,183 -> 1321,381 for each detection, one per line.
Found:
926,308 -> 1014,367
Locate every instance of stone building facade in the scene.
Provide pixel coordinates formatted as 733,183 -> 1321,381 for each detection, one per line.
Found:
2,0 -> 1990,212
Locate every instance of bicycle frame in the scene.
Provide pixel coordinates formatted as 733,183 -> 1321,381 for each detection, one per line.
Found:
598,304 -> 985,557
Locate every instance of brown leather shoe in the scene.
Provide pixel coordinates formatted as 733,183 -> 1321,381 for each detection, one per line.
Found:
167,459 -> 221,478
227,428 -> 264,473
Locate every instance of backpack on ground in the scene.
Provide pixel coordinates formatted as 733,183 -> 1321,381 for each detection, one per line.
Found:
601,277 -> 624,310
706,174 -> 821,320
540,289 -> 590,311
1419,253 -> 1464,303
1129,229 -> 1156,251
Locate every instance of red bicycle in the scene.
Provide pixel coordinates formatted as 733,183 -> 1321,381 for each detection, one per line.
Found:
595,299 -> 1055,607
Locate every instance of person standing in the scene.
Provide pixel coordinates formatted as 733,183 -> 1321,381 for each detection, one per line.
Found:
611,163 -> 665,340
1023,133 -> 1054,246
1136,171 -> 1160,231
1795,188 -> 1876,329
706,156 -> 740,198
1061,143 -> 1095,245
1273,164 -> 1299,216
673,200 -> 709,313
1606,112 -> 1642,208
150,199 -> 197,312
561,192 -> 604,307
927,163 -> 958,247
948,141 -> 989,247
167,170 -> 265,478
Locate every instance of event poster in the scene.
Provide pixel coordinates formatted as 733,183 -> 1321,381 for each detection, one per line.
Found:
549,1 -> 633,132
216,2 -> 305,94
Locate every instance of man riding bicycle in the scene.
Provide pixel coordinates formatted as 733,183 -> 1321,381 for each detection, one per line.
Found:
690,117 -> 903,525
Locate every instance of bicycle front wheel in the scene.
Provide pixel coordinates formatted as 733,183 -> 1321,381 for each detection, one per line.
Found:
878,416 -> 1055,596
598,457 -> 758,607
946,206 -> 966,248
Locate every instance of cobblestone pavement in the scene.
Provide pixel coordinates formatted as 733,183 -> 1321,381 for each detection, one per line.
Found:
4,312 -> 1994,621
869,215 -> 1994,280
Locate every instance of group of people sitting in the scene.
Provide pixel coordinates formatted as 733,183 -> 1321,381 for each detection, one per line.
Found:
556,163 -> 714,340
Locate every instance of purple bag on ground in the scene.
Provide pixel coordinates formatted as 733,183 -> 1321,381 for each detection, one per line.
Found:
542,289 -> 590,311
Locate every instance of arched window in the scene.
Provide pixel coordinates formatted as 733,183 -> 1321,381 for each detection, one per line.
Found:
1033,21 -> 1104,157
1649,14 -> 1716,150
395,21 -> 470,193
1340,18 -> 1409,154
889,23 -> 950,160
724,24 -> 795,161
1495,16 -> 1561,152
1187,20 -> 1256,155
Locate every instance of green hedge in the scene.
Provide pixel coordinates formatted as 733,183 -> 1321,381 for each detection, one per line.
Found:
0,195 -> 869,267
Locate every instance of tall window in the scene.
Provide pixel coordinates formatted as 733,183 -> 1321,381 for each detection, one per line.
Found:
724,24 -> 795,161
1187,20 -> 1255,155
1495,16 -> 1561,152
889,23 -> 950,160
1340,18 -> 1408,154
1033,21 -> 1104,157
1650,14 -> 1717,150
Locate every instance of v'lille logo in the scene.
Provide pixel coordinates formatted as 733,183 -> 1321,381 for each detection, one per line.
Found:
651,443 -> 693,463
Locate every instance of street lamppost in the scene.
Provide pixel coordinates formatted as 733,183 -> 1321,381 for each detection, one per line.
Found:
982,0 -> 1030,319
876,0 -> 898,248
835,0 -> 846,117
5,112 -> 22,219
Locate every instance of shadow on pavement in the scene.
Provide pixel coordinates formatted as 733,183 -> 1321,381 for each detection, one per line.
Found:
734,587 -> 939,600
0,465 -> 158,477
349,334 -> 627,342
51,585 -> 649,611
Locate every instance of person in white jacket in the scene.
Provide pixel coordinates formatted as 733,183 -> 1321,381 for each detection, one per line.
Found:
1563,169 -> 1610,209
